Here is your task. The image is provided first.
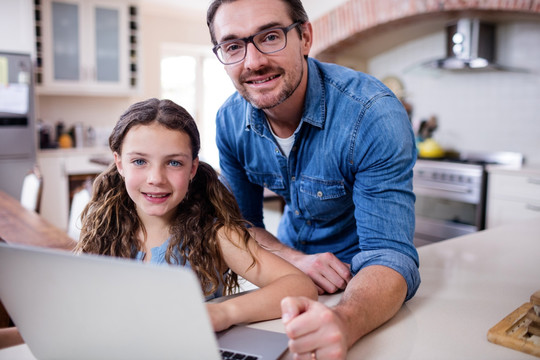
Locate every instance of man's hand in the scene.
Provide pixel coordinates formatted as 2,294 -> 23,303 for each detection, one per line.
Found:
281,296 -> 348,360
250,228 -> 351,295
281,266 -> 408,359
290,252 -> 351,295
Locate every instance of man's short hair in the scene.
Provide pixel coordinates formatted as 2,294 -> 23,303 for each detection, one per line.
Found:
206,0 -> 309,45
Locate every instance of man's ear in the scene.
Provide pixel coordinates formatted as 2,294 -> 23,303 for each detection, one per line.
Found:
300,22 -> 313,57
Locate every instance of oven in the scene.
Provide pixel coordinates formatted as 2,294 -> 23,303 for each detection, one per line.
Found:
412,152 -> 523,247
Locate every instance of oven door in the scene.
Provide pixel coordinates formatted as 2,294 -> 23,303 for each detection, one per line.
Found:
413,177 -> 484,246
413,160 -> 486,246
414,194 -> 480,246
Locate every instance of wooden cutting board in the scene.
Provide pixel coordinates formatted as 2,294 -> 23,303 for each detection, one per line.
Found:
487,290 -> 540,358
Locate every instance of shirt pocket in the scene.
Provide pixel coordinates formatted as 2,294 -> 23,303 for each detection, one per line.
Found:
245,170 -> 285,192
299,175 -> 349,221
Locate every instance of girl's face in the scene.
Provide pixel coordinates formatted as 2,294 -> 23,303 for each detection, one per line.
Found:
114,122 -> 199,224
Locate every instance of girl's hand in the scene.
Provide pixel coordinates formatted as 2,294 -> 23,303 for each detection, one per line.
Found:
206,303 -> 233,332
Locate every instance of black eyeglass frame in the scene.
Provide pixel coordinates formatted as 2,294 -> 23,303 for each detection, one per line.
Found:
212,22 -> 302,65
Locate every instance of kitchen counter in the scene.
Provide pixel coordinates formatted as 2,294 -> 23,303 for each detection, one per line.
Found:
1,218 -> 539,359
340,216 -> 539,360
486,164 -> 540,228
36,147 -> 112,230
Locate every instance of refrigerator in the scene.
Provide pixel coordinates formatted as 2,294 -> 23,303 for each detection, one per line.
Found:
0,52 -> 36,199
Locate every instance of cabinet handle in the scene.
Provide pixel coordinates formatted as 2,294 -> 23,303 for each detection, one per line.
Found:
527,177 -> 540,185
526,203 -> 540,212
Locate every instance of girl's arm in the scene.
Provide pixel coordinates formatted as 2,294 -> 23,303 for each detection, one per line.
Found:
207,228 -> 318,331
0,327 -> 24,349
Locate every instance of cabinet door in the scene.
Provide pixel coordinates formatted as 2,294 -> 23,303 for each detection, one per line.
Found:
486,171 -> 540,228
51,0 -> 81,81
39,0 -> 133,95
94,5 -> 120,82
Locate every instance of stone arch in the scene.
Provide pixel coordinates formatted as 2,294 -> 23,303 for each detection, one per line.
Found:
311,0 -> 540,61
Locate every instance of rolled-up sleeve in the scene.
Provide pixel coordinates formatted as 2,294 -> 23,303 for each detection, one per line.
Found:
351,249 -> 421,301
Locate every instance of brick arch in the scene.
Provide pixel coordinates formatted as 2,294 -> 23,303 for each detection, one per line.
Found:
311,0 -> 540,58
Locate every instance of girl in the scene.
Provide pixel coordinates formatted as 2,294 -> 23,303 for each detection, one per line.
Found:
75,98 -> 316,331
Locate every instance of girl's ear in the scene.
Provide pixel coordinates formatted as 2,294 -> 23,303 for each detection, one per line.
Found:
114,152 -> 124,177
190,157 -> 199,181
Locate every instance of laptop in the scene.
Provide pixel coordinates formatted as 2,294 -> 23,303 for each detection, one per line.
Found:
0,243 -> 289,360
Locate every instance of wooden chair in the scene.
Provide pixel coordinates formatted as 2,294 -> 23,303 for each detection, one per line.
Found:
20,165 -> 43,213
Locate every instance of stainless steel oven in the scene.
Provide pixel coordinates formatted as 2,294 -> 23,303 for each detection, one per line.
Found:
413,152 -> 523,246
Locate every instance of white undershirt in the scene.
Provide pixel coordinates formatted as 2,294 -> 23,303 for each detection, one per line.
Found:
267,120 -> 296,158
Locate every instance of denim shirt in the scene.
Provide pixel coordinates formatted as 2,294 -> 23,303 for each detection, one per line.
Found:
216,58 -> 420,300
136,239 -> 223,301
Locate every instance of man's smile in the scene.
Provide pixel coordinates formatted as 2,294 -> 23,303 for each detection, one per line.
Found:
246,74 -> 280,84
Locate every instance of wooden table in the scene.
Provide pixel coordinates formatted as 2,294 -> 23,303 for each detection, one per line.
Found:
0,190 -> 76,327
0,190 -> 76,250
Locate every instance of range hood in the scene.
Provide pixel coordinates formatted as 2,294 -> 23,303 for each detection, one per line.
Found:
422,18 -> 527,72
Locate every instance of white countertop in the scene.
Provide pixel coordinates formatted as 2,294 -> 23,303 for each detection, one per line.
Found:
2,218 -> 539,359
341,217 -> 540,360
37,146 -> 111,158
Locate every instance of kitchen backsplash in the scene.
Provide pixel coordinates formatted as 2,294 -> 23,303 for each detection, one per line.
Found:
369,21 -> 540,165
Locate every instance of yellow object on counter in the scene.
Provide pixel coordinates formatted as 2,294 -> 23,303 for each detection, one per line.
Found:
58,133 -> 73,148
417,138 -> 445,158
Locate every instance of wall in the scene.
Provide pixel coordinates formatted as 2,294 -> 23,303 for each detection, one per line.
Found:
367,21 -> 540,165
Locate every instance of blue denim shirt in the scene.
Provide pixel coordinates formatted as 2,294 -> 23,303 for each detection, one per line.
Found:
216,58 -> 420,300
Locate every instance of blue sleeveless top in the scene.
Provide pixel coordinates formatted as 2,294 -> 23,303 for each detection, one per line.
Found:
135,238 -> 223,301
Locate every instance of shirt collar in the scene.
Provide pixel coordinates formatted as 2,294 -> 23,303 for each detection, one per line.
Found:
245,57 -> 326,135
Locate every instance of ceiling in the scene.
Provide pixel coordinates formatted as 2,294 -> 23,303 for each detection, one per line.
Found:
141,0 -> 348,20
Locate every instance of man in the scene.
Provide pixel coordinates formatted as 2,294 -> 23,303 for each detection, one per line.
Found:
207,0 -> 420,358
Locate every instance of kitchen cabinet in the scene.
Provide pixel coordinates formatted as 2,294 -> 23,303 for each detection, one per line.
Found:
486,166 -> 540,228
37,147 -> 111,231
35,0 -> 139,96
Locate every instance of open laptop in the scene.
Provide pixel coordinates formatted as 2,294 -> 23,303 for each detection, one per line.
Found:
0,243 -> 289,360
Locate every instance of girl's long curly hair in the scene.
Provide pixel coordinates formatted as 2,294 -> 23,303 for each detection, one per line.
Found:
75,98 -> 255,296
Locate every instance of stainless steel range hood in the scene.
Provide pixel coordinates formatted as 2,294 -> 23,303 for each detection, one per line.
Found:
422,18 -> 527,72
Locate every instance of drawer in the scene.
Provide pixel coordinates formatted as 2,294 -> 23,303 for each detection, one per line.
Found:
486,197 -> 540,228
488,173 -> 540,201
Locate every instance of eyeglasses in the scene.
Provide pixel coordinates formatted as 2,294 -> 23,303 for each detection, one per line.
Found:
212,22 -> 301,65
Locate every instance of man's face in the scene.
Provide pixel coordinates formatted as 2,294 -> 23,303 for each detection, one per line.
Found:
212,0 -> 311,110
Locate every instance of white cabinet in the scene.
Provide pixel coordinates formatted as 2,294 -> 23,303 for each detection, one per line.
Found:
35,0 -> 139,96
486,166 -> 540,228
37,147 -> 111,230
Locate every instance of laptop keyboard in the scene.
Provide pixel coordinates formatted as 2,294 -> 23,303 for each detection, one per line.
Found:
220,349 -> 259,360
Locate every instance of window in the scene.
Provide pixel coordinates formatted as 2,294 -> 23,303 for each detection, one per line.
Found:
160,44 -> 235,169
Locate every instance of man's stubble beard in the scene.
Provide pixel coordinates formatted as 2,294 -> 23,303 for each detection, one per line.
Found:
237,62 -> 304,110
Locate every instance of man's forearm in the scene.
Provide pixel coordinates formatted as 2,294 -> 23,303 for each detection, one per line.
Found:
333,265 -> 407,347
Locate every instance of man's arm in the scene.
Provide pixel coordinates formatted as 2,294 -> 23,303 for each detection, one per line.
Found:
282,265 -> 407,359
251,227 -> 351,295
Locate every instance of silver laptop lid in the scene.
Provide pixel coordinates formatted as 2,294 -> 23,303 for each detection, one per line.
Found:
0,243 -> 221,360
